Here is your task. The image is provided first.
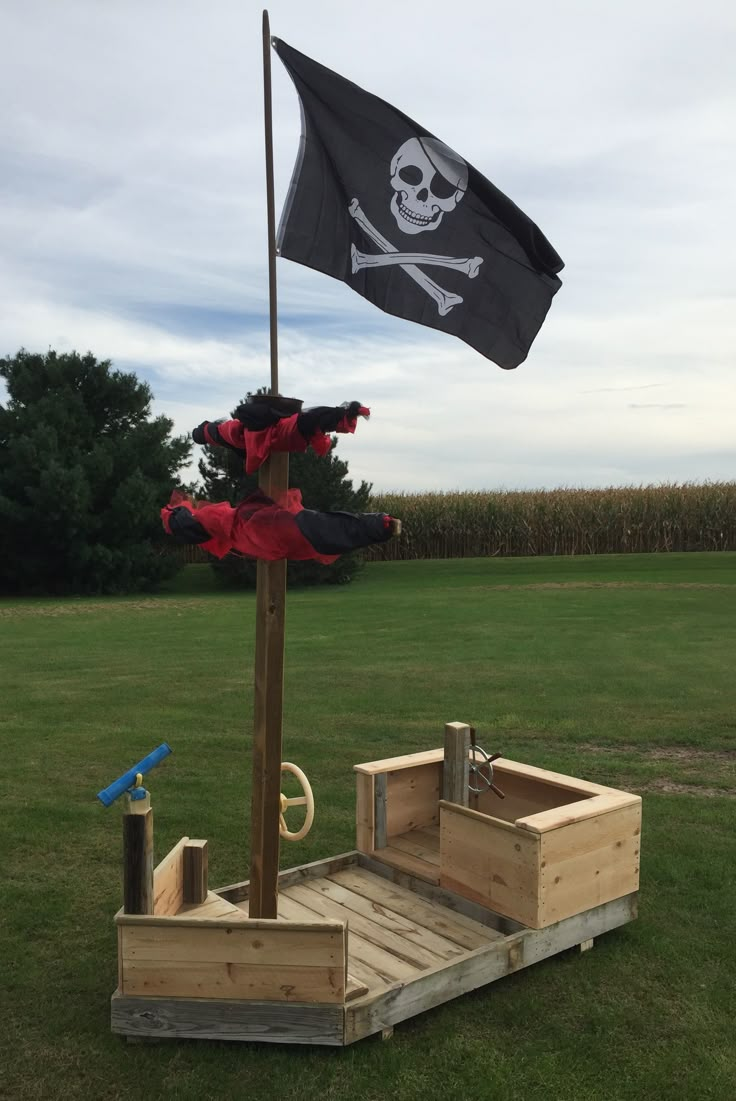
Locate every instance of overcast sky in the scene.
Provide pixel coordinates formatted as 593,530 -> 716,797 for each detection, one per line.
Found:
1,0 -> 734,492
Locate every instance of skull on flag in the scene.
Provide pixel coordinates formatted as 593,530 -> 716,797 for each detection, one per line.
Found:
389,137 -> 469,235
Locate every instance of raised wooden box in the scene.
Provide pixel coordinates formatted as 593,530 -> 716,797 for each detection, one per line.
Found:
355,752 -> 641,929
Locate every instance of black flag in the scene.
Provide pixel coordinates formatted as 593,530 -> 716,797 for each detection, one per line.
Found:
274,38 -> 564,370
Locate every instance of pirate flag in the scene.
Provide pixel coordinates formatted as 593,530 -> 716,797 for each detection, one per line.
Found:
274,39 -> 564,370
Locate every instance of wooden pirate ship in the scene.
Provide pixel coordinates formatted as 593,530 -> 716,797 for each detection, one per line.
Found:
102,12 -> 640,1046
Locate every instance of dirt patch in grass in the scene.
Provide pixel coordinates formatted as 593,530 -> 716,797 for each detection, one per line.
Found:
466,582 -> 736,592
0,598 -> 220,619
630,778 -> 736,798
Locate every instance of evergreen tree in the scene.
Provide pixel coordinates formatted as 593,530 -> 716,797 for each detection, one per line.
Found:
0,349 -> 191,594
197,394 -> 372,587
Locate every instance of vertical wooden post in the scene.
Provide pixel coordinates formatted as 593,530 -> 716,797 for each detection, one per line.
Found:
249,9 -> 288,920
183,840 -> 209,905
122,794 -> 154,915
443,722 -> 471,807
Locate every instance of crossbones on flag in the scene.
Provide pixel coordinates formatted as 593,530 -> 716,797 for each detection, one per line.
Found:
273,38 -> 564,370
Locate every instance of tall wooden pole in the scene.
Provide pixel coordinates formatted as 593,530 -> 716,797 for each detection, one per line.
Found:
248,9 -> 289,919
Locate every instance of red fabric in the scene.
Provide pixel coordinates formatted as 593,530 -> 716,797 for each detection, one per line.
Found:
207,419 -> 247,451
243,414 -> 309,474
162,490 -> 338,565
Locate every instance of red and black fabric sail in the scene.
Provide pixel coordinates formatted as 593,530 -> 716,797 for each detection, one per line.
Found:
274,38 -> 563,369
193,396 -> 370,474
161,489 -> 396,564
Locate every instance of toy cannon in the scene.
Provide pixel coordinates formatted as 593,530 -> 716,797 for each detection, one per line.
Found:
97,744 -> 173,915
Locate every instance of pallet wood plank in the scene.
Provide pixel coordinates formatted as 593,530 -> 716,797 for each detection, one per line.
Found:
305,876 -> 465,961
153,837 -> 189,916
287,882 -> 443,970
388,833 -> 442,867
277,892 -> 418,983
111,991 -> 344,1045
386,764 -> 441,836
216,852 -> 359,904
375,845 -> 441,884
177,891 -> 250,921
329,868 -> 500,950
443,722 -> 470,806
517,793 -> 641,836
538,801 -> 642,863
354,749 -> 444,775
540,835 -> 640,925
345,892 -> 638,1044
121,924 -> 345,967
121,959 -> 345,1002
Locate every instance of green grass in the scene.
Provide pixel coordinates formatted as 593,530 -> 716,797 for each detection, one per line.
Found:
1,553 -> 735,1101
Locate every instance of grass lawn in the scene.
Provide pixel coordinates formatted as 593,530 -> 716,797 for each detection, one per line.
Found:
1,552 -> 735,1101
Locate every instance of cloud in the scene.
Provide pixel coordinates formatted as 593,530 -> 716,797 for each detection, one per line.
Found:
1,0 -> 735,493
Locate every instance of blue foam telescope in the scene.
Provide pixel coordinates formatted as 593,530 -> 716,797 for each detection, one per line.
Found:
96,743 -> 173,807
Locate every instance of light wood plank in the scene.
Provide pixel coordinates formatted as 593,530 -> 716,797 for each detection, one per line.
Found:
329,868 -> 500,950
443,722 -> 470,806
387,833 -> 442,867
386,763 -> 441,836
517,793 -> 641,835
121,959 -> 345,1002
276,892 -> 418,983
179,891 -> 250,921
153,836 -> 189,916
539,801 -> 642,863
121,923 -> 345,967
376,845 -> 441,884
354,749 -> 444,776
304,876 -> 465,961
540,835 -> 640,925
111,991 -> 344,1045
491,759 -> 619,797
345,974 -> 370,1001
287,882 -> 443,970
409,826 -> 441,851
216,852 -> 359,904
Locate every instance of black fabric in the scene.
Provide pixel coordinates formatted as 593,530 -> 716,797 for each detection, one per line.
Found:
295,509 -> 390,555
165,507 -> 212,545
234,395 -> 303,429
297,401 -> 362,439
274,38 -> 563,370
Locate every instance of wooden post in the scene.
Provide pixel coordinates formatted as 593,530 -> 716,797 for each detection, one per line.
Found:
122,794 -> 154,915
249,9 -> 288,920
443,722 -> 470,807
183,840 -> 209,905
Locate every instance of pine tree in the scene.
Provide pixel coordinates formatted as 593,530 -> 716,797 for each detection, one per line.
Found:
0,349 -> 191,594
196,394 -> 372,587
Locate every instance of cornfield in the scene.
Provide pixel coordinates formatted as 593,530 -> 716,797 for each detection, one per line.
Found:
363,482 -> 736,561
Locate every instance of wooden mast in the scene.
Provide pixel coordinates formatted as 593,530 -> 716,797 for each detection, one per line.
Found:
248,8 -> 288,919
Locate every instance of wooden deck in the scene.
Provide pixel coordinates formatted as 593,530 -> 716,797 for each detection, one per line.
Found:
235,859 -> 501,1002
372,824 -> 442,885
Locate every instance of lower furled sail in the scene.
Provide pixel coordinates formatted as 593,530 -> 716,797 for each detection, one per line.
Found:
161,489 -> 400,564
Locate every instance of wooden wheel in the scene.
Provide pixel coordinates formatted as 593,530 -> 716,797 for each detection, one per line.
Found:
278,762 -> 315,841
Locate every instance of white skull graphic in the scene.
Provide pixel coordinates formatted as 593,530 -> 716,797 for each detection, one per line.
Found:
390,136 -> 468,235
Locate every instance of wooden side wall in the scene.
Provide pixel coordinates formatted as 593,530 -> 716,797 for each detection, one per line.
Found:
386,763 -> 441,837
117,918 -> 347,1004
153,836 -> 189,916
439,802 -> 541,927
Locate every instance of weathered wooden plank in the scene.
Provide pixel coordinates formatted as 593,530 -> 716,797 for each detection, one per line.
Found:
410,825 -> 441,850
183,840 -> 208,905
123,809 -> 154,915
153,836 -> 189,916
388,833 -> 442,867
121,959 -> 345,1003
355,773 -> 375,853
345,974 -> 370,1001
287,882 -> 443,970
517,793 -> 641,836
357,853 -> 522,935
277,892 -> 418,983
304,876 -> 465,961
374,773 -> 388,850
345,893 -> 638,1044
329,868 -> 500,950
216,852 -> 359,904
354,749 -> 444,775
375,845 -> 441,885
440,802 -> 541,927
111,991 -> 344,1045
443,722 -> 470,806
386,763 -> 441,836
